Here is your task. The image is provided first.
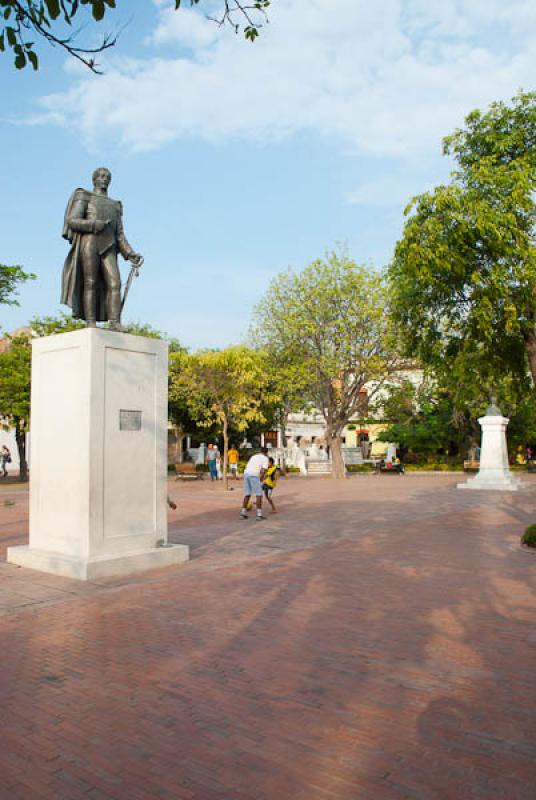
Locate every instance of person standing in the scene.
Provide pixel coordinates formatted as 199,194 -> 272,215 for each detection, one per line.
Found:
206,443 -> 218,482
1,445 -> 11,478
228,445 -> 240,481
240,447 -> 269,521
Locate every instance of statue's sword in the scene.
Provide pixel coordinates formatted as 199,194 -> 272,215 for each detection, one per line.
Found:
121,256 -> 144,314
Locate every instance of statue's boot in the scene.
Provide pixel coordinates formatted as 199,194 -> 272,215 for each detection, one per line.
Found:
108,289 -> 124,332
84,288 -> 97,328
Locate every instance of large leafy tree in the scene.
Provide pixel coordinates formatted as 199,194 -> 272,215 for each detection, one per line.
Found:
0,0 -> 270,71
389,91 -> 536,394
169,346 -> 274,489
252,249 -> 402,478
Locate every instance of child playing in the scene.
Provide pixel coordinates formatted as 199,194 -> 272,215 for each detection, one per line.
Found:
262,457 -> 282,513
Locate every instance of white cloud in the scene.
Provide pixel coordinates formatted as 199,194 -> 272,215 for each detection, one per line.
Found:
150,4 -> 221,48
34,0 -> 535,157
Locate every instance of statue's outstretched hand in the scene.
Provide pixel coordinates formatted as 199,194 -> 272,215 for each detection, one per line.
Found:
129,252 -> 143,266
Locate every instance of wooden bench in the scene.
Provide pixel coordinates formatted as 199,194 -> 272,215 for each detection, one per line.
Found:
376,462 -> 405,475
174,463 -> 201,480
463,460 -> 480,472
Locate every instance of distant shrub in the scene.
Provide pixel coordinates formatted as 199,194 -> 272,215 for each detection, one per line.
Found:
521,525 -> 536,548
405,463 -> 463,471
346,464 -> 374,473
196,463 -> 209,472
403,454 -> 463,468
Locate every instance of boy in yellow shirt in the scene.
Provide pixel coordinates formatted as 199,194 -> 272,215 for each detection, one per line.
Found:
262,457 -> 282,513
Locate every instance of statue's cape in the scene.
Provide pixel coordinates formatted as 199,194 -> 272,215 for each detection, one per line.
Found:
62,188 -> 87,243
61,188 -> 107,321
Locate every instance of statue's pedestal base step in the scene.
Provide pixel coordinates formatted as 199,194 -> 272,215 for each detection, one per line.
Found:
7,543 -> 189,581
457,470 -> 524,492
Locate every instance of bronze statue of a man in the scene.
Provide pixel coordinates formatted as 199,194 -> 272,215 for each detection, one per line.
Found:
61,167 -> 142,330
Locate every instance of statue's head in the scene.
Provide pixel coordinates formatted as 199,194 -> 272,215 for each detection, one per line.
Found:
92,167 -> 112,190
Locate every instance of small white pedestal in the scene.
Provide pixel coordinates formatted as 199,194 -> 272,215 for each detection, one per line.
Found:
7,328 -> 189,579
458,404 -> 522,492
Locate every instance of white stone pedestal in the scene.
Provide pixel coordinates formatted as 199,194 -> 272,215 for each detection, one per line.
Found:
458,405 -> 522,492
7,328 -> 189,579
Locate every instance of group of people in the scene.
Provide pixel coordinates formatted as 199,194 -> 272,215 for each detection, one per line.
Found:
205,443 -> 242,481
241,446 -> 282,521
205,442 -> 283,520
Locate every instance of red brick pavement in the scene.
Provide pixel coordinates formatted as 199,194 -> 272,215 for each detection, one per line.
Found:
0,474 -> 535,799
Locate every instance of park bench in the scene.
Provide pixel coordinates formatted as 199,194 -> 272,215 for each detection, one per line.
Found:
376,461 -> 405,475
463,460 -> 480,472
174,463 -> 201,480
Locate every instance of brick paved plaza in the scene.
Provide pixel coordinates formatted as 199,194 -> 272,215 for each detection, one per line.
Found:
0,474 -> 535,800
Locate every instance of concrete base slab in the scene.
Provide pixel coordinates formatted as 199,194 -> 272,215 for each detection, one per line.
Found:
7,543 -> 190,581
457,476 -> 524,491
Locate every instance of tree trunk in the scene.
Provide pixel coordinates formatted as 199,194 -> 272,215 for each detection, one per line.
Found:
279,409 -> 289,448
14,419 -> 28,482
524,328 -> 536,388
327,432 -> 346,479
222,415 -> 229,491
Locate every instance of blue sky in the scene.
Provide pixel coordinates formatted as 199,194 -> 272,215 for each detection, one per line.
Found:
1,0 -> 534,349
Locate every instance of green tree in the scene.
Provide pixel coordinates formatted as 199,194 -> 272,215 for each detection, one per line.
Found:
0,263 -> 35,307
376,368 -> 536,462
252,249 -> 402,478
389,91 -> 536,394
119,320 -> 184,352
0,0 -> 270,72
375,380 -> 468,459
30,311 -> 85,337
169,346 -> 273,489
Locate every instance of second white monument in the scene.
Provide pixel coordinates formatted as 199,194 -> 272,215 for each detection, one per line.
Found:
458,400 -> 522,492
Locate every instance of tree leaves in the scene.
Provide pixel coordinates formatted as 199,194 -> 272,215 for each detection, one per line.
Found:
44,0 -> 60,21
0,264 -> 35,305
390,91 -> 536,400
252,249 -> 401,434
1,0 -> 268,72
170,346 -> 273,434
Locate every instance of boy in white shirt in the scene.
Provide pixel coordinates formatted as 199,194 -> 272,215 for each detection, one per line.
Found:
240,447 -> 269,521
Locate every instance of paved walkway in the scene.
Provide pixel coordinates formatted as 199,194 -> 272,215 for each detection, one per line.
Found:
0,475 -> 535,799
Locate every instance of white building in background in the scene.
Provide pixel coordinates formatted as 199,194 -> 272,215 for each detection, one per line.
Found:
260,369 -> 424,473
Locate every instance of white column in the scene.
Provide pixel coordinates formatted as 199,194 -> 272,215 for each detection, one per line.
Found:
458,403 -> 522,491
8,328 -> 189,579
